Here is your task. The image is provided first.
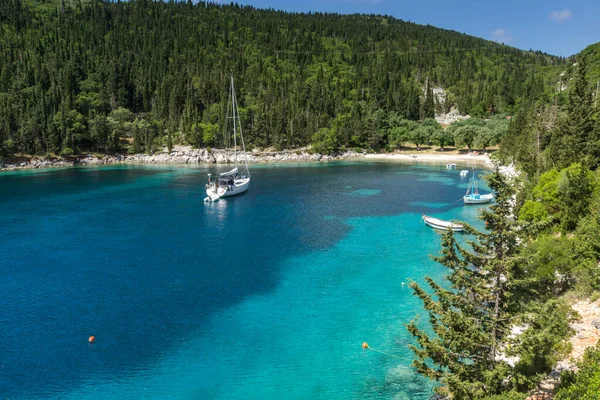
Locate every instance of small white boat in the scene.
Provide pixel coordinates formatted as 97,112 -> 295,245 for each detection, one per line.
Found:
446,163 -> 457,169
464,175 -> 494,204
205,77 -> 251,203
459,170 -> 469,177
422,215 -> 464,232
464,193 -> 494,204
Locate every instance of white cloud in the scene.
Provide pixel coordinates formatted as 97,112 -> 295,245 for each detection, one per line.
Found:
550,9 -> 572,22
491,29 -> 513,44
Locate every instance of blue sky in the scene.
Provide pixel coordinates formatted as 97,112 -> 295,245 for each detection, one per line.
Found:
224,0 -> 599,57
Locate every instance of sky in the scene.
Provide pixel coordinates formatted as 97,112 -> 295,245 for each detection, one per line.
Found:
223,0 -> 599,57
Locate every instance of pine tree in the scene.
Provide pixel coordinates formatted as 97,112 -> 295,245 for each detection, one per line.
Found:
407,170 -> 520,399
550,57 -> 596,168
423,79 -> 435,120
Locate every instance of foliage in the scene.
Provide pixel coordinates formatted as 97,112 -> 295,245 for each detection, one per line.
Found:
574,215 -> 600,261
0,0 -> 564,156
512,235 -> 577,302
431,128 -> 454,150
388,119 -> 418,149
518,200 -> 548,223
555,342 -> 600,400
59,147 -> 75,157
549,57 -> 599,169
407,170 -> 521,399
531,169 -> 561,213
311,127 -> 340,155
558,164 -> 598,231
481,392 -> 527,400
508,300 -> 574,390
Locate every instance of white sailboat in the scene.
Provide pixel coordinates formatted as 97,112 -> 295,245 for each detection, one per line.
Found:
463,175 -> 493,204
204,77 -> 251,202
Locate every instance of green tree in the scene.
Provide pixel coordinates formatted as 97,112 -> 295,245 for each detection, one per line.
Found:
107,107 -> 134,152
423,80 -> 435,119
388,119 -> 418,149
311,127 -> 340,155
407,170 -> 520,399
201,123 -> 219,147
431,128 -> 454,150
518,200 -> 549,223
453,124 -> 479,151
514,235 -> 577,298
531,169 -> 561,214
509,300 -> 574,388
409,125 -> 431,149
558,163 -> 598,231
549,57 -> 597,168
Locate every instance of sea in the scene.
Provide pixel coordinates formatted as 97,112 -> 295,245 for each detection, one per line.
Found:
0,161 -> 488,399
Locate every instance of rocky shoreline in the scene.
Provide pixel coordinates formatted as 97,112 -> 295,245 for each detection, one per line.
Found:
0,146 -> 366,171
1,145 -> 520,174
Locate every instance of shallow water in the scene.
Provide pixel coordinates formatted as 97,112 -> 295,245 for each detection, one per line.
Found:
0,162 -> 489,399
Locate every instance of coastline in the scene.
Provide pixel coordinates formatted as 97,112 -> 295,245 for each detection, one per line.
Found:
0,145 -> 511,173
364,152 -> 489,164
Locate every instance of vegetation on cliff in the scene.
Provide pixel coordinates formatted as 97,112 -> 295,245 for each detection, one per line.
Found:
407,57 -> 600,399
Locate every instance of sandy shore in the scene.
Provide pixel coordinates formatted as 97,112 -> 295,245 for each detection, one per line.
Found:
365,152 -> 489,164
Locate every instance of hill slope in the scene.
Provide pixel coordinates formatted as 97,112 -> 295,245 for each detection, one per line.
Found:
0,0 -> 565,155
579,42 -> 600,85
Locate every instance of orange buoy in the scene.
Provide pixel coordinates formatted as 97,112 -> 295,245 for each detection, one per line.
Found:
89,336 -> 95,344
362,342 -> 369,349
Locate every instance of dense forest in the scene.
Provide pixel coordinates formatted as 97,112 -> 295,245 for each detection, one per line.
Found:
0,0 -> 565,157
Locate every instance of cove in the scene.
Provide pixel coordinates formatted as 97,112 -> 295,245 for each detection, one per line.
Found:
0,162 -> 488,399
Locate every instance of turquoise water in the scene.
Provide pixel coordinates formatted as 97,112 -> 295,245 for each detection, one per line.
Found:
0,162 -> 488,399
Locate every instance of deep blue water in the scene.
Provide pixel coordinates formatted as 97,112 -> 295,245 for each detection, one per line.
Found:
0,161 -> 488,399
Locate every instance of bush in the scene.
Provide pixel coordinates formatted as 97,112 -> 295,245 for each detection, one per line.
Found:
509,300 -> 574,389
482,392 -> 527,400
1,139 -> 15,156
558,164 -> 598,232
514,235 -> 577,299
518,200 -> 549,223
311,127 -> 340,155
555,342 -> 600,400
59,147 -> 75,157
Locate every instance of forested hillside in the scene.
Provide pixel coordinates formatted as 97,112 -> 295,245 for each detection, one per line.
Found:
0,0 -> 564,156
406,47 -> 600,400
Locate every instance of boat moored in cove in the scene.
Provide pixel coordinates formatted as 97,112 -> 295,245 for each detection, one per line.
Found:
422,214 -> 464,232
205,77 -> 251,202
463,175 -> 494,204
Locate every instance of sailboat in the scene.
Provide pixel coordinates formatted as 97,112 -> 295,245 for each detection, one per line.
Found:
463,174 -> 493,204
204,77 -> 251,202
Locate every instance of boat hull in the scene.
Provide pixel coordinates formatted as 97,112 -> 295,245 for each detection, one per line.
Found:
463,194 -> 494,204
219,177 -> 250,197
205,177 -> 250,200
422,215 -> 464,232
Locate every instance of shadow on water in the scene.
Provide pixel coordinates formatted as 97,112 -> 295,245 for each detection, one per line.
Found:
0,162 -> 489,398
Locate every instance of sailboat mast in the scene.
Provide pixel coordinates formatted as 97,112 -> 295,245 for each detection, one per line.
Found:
230,77 -> 250,177
235,95 -> 250,177
231,76 -> 238,168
